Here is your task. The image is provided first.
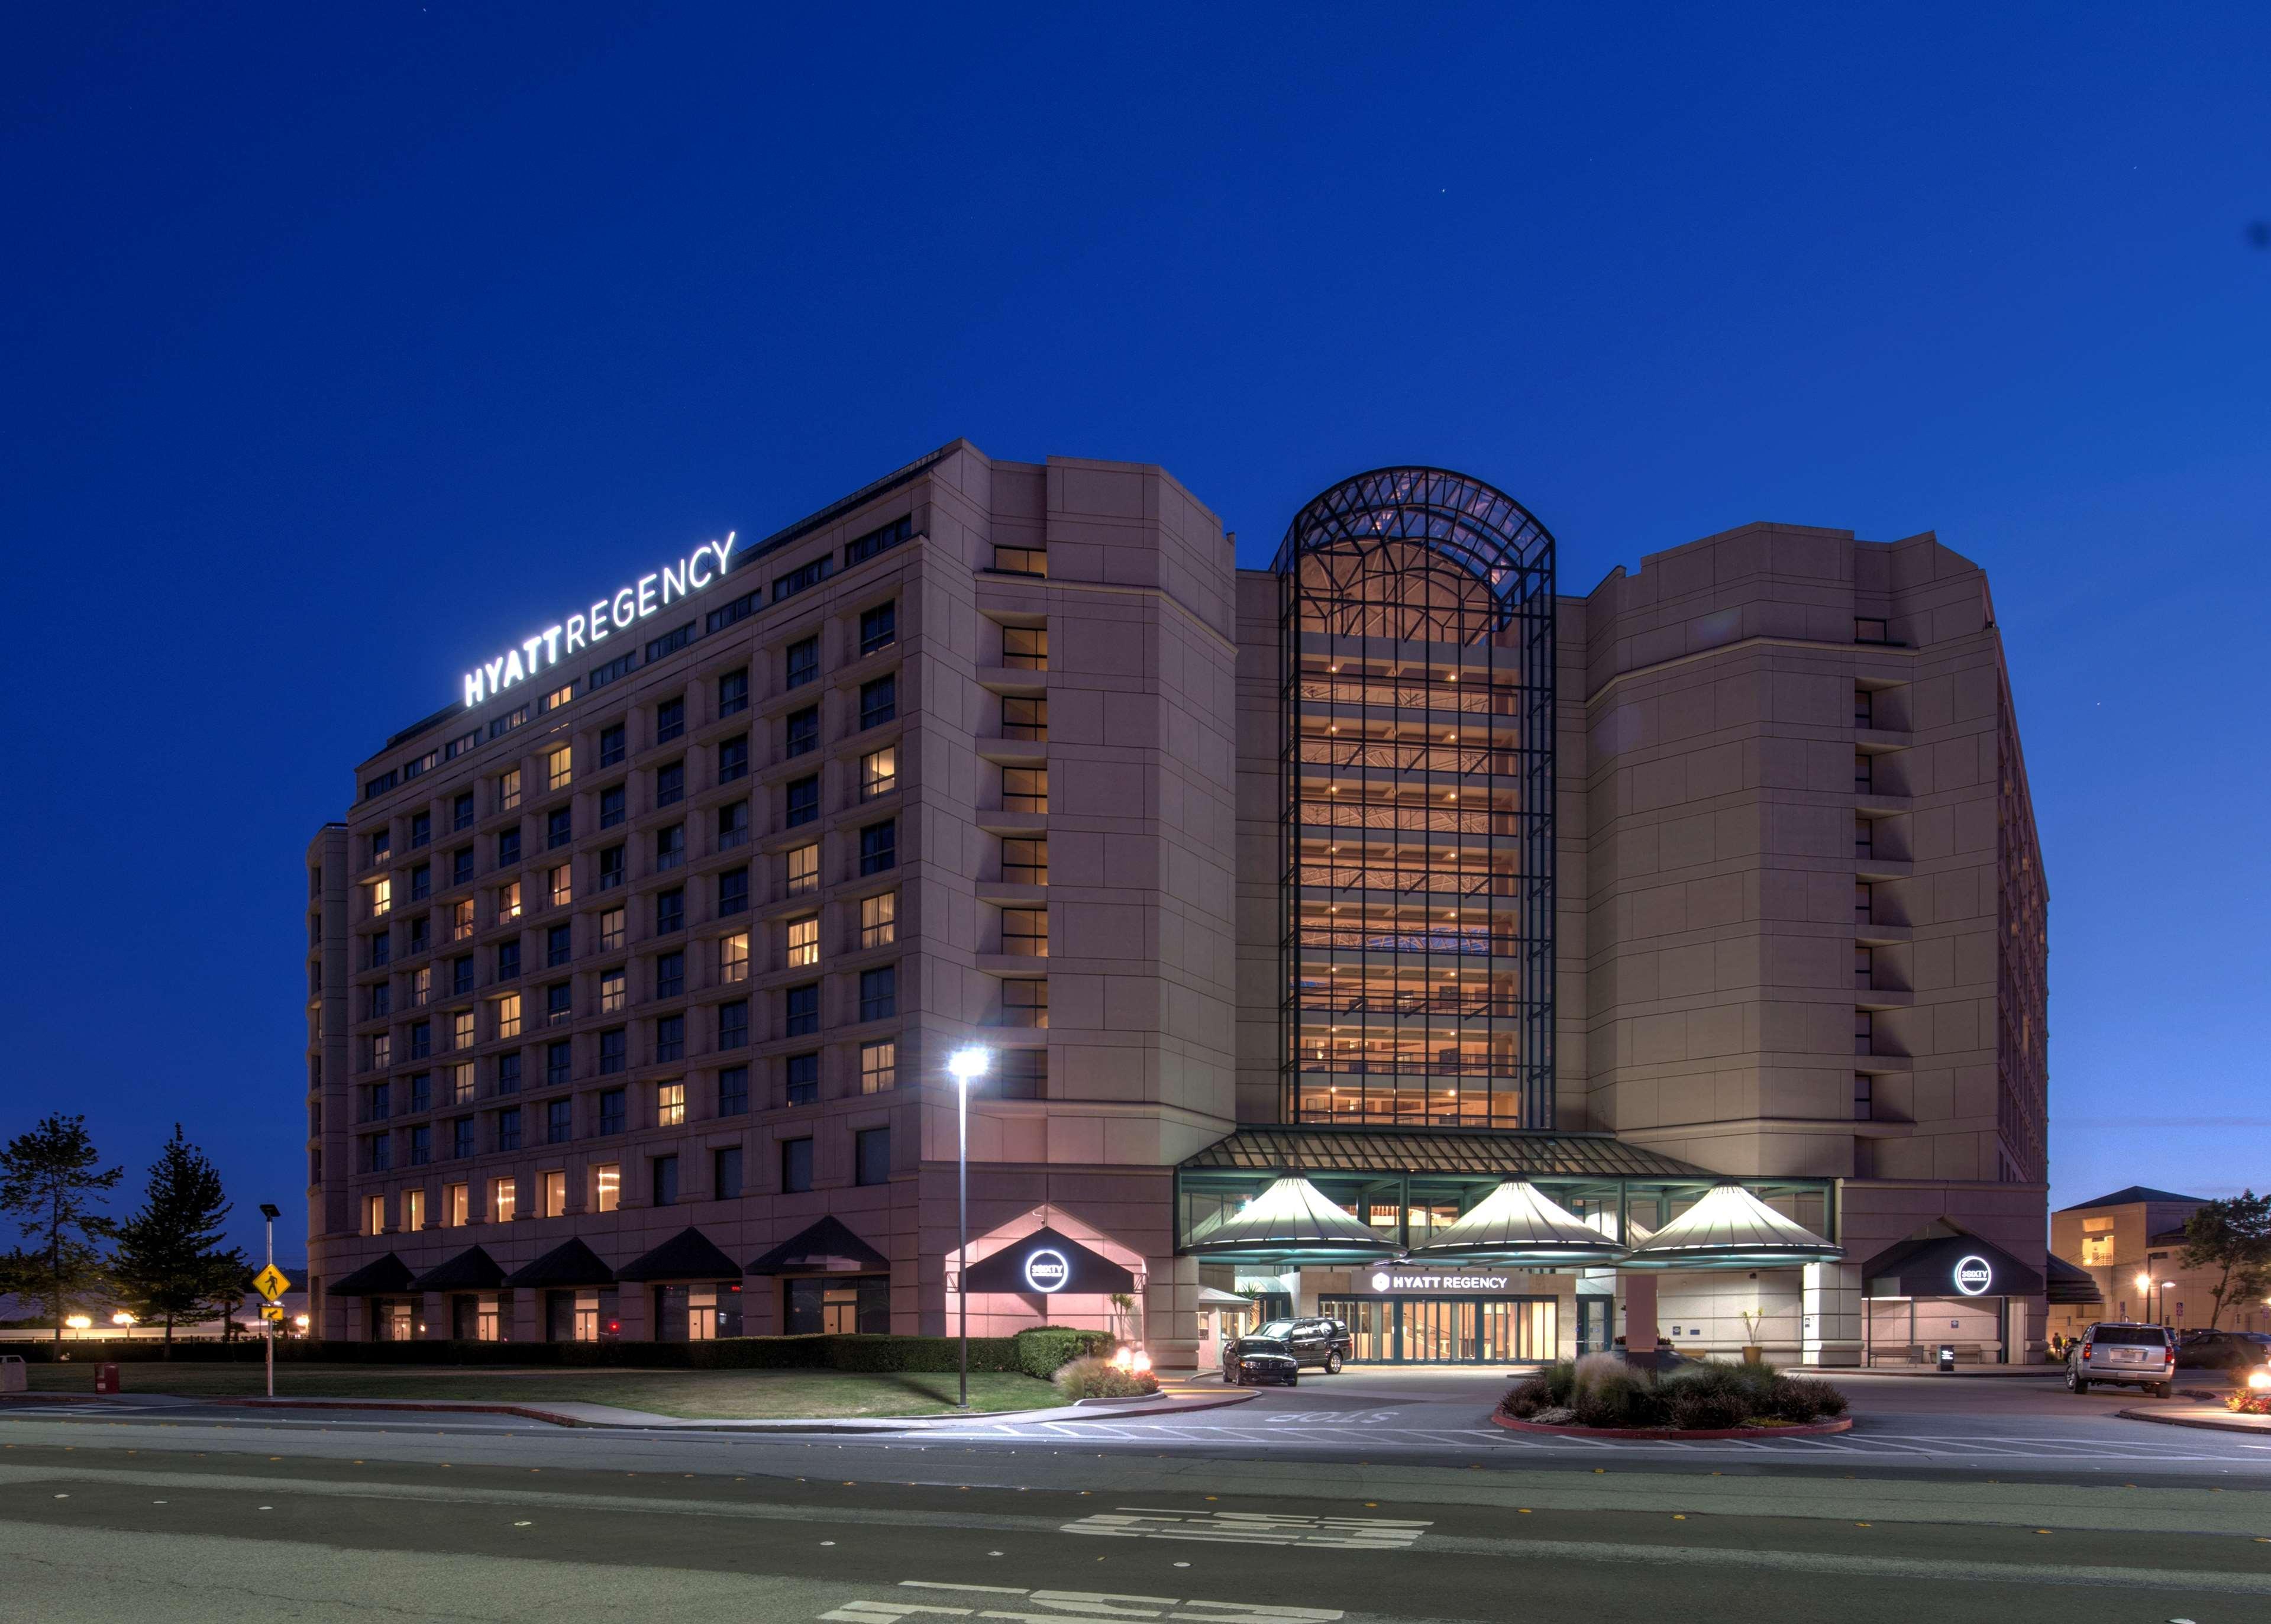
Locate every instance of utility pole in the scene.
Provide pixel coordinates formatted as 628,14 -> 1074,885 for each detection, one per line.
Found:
259,1203 -> 281,1399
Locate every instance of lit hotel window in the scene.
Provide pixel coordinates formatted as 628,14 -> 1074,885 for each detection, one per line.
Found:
549,864 -> 572,908
404,1188 -> 426,1231
786,842 -> 819,896
499,768 -> 522,812
1002,625 -> 1046,670
444,1182 -> 469,1227
599,907 -> 625,951
364,1194 -> 386,1235
600,969 -> 626,1013
786,915 -> 820,968
860,891 -> 896,949
495,993 -> 522,1040
547,746 -> 572,791
452,897 -> 475,941
595,1163 -> 621,1213
720,931 -> 750,983
861,747 -> 897,799
449,1063 -> 475,1105
657,1081 -> 686,1127
499,881 -> 522,922
490,1177 -> 516,1223
860,1039 -> 896,1093
542,1170 -> 567,1218
369,876 -> 392,917
451,1010 -> 475,1051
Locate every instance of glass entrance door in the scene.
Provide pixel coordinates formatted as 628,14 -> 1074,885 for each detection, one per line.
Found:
1323,1297 -> 1559,1363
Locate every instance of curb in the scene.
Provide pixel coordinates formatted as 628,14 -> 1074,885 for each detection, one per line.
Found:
2116,1406 -> 2271,1436
1490,1412 -> 1853,1441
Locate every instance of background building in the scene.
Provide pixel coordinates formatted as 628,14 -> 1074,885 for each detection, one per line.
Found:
2047,1185 -> 2266,1341
309,447 -> 2050,1365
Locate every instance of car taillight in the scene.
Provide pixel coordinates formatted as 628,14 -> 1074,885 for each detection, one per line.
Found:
2081,1340 -> 2093,1359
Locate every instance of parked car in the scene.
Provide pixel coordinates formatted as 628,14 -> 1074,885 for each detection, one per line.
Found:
2066,1321 -> 2176,1397
2176,1330 -> 2271,1371
1221,1316 -> 1352,1384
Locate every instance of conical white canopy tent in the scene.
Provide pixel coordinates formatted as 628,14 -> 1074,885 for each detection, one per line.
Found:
1622,1182 -> 1840,1268
1406,1180 -> 1626,1264
1181,1175 -> 1400,1261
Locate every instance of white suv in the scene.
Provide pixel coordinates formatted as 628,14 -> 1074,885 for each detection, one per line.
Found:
2066,1321 -> 2176,1397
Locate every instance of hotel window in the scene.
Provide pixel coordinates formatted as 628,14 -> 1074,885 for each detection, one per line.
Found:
858,966 -> 896,1022
453,791 -> 476,831
1853,1010 -> 1873,1057
444,1181 -> 469,1226
499,768 -> 522,812
411,811 -> 431,848
409,1019 -> 431,1057
542,1168 -> 567,1218
657,887 -> 685,935
786,636 -> 818,689
599,723 -> 626,767
452,1117 -> 475,1158
408,916 -> 430,955
1002,766 -> 1046,813
363,1132 -> 390,1173
781,1137 -> 814,1193
860,890 -> 896,949
369,828 -> 393,866
856,1126 -> 890,1187
1853,1074 -> 1874,1123
598,845 -> 625,889
1855,617 -> 1891,645
1002,696 -> 1046,741
651,1154 -> 679,1207
1854,945 -> 1875,990
719,1064 -> 750,1115
718,865 -> 750,915
452,897 -> 475,941
718,799 -> 750,849
409,1072 -> 431,1112
451,1009 -> 476,1050
1001,624 -> 1046,670
449,1063 -> 476,1105
786,705 -> 819,757
404,1187 -> 426,1230
546,1037 -> 571,1084
598,1087 -> 625,1135
1853,685 -> 1875,727
786,776 -> 819,827
845,515 -> 911,566
657,950 -> 685,998
786,983 -> 819,1037
498,880 -> 522,922
540,682 -> 573,713
859,819 -> 896,874
861,747 -> 897,799
656,823 -> 686,871
718,668 -> 749,717
546,982 -> 573,1026
1003,837 -> 1048,886
786,914 -> 820,968
786,842 -> 819,895
369,932 -> 393,970
997,1048 -> 1046,1100
408,1124 -> 431,1165
364,1193 -> 385,1235
453,847 -> 476,886
718,997 -> 750,1050
496,992 -> 522,1039
599,906 -> 625,950
546,806 -> 573,850
547,923 -> 573,967
991,544 -> 1046,577
657,760 -> 685,807
369,876 -> 393,917
368,1080 -> 393,1121
547,747 -> 572,791
368,982 -> 393,1019
1000,979 -> 1048,1028
495,941 -> 521,982
859,1039 -> 896,1093
1855,882 -> 1873,924
859,674 -> 896,729
719,931 -> 750,983
492,1176 -> 518,1222
600,784 -> 626,829
497,1105 -> 522,1151
714,1144 -> 744,1200
859,602 -> 896,656
719,734 -> 750,783
657,1081 -> 687,1127
495,1051 -> 521,1093
1855,816 -> 1873,858
656,697 -> 686,744
362,1032 -> 385,1071
1853,751 -> 1873,791
1003,907 -> 1048,957
409,863 -> 431,902
600,1028 -> 626,1073
600,969 -> 626,1013
655,1015 -> 685,1063
594,1161 -> 621,1212
784,1050 -> 819,1106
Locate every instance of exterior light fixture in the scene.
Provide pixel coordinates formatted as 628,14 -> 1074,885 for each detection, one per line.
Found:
64,1315 -> 92,1331
111,1312 -> 135,1326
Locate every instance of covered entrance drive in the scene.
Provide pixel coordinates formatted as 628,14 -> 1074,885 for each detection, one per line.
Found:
1323,1294 -> 1557,1364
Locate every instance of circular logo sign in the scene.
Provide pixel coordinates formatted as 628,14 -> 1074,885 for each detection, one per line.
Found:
1953,1255 -> 1993,1296
1369,1272 -> 1391,1293
1023,1248 -> 1071,1293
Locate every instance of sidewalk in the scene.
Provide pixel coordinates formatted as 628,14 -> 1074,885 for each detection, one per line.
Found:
2118,1402 -> 2271,1436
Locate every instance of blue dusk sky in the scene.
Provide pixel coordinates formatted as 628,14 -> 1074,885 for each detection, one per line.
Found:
2,6 -> 2265,1258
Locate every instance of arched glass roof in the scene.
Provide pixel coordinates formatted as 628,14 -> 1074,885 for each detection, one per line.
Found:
1272,466 -> 1555,626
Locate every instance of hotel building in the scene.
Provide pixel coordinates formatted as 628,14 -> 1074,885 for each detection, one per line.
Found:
309,445 -> 2051,1365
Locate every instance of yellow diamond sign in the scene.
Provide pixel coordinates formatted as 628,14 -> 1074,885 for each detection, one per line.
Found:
253,1265 -> 292,1303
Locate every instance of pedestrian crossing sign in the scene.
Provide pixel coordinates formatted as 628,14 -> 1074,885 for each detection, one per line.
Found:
253,1265 -> 292,1302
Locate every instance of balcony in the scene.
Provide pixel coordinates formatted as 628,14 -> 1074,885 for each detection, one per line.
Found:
1853,986 -> 1916,1012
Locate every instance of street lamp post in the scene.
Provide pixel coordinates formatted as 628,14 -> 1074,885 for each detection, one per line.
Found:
946,1047 -> 990,1410
259,1203 -> 281,1399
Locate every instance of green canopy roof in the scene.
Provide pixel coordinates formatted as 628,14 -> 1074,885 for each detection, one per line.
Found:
1181,1125 -> 1714,1180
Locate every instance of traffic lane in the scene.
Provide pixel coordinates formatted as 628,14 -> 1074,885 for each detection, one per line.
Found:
7,1449 -> 2271,1622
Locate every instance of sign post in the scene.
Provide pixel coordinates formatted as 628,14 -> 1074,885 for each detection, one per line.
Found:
255,1204 -> 287,1400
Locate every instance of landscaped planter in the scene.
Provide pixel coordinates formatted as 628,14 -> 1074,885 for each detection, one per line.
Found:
1491,1410 -> 1852,1441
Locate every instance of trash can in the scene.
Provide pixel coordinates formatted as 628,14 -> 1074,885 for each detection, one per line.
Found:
0,1355 -> 25,1394
94,1363 -> 121,1394
1937,1344 -> 1956,1373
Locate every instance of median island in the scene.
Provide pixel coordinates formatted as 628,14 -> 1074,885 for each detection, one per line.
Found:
1496,1352 -> 1850,1438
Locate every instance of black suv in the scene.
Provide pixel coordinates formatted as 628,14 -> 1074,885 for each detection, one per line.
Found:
1221,1316 -> 1353,1385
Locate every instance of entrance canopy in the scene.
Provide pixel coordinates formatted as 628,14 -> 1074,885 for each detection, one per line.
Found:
1181,1175 -> 1401,1263
964,1226 -> 1135,1294
1406,1180 -> 1623,1265
747,1215 -> 889,1276
1623,1183 -> 1841,1269
412,1245 -> 507,1293
503,1238 -> 615,1290
329,1252 -> 415,1296
1860,1234 -> 2045,1300
615,1227 -> 741,1283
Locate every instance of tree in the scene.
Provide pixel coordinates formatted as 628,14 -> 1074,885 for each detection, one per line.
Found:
0,1114 -> 122,1348
2178,1191 -> 2271,1331
110,1126 -> 247,1355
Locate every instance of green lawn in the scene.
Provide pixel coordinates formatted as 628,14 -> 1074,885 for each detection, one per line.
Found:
21,1362 -> 1059,1420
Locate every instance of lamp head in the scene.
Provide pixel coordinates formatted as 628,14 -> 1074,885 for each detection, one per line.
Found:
259,1203 -> 282,1221
947,1046 -> 991,1086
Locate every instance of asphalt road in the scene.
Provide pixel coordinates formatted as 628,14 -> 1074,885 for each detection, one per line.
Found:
6,1370 -> 2269,1622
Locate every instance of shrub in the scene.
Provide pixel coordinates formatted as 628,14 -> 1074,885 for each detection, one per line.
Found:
1015,1326 -> 1114,1380
1501,1376 -> 1554,1418
1661,1358 -> 1779,1415
2224,1391 -> 2271,1416
1766,1376 -> 1847,1421
1571,1363 -> 1661,1428
1667,1387 -> 1749,1431
1538,1360 -> 1578,1404
1053,1356 -> 1159,1401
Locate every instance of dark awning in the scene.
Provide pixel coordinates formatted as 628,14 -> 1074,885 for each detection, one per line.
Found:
747,1215 -> 889,1276
412,1245 -> 508,1293
328,1253 -> 416,1296
2044,1252 -> 2104,1306
1860,1234 -> 2045,1300
964,1226 -> 1135,1295
615,1227 -> 742,1283
1180,1125 -> 1715,1179
504,1238 -> 618,1290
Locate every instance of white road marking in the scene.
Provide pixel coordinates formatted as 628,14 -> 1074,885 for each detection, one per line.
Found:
1061,1510 -> 1429,1551
822,1585 -> 1343,1623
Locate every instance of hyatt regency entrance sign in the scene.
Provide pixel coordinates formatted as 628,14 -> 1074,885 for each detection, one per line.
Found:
1359,1268 -> 1514,1295
461,531 -> 738,708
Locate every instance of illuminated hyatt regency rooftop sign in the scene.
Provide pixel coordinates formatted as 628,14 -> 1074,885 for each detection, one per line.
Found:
461,531 -> 737,708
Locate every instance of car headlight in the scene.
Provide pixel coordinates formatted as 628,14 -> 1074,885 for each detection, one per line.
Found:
2247,1367 -> 2271,1390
